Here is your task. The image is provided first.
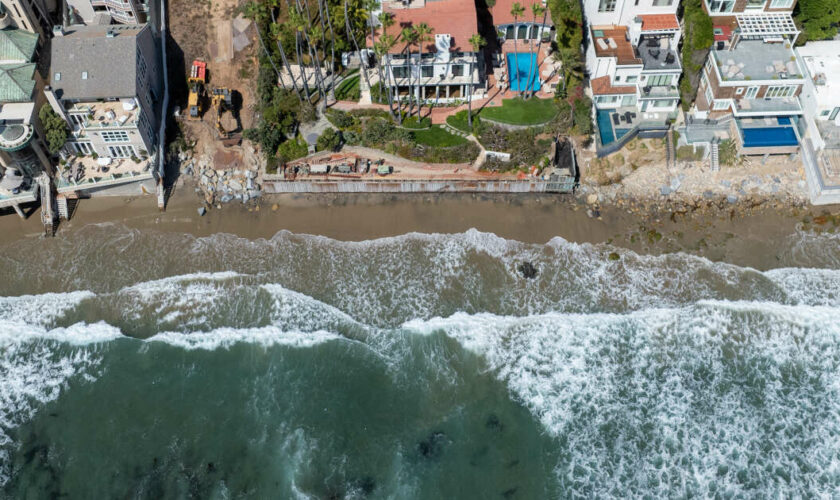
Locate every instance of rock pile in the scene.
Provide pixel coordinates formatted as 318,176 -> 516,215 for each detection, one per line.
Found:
179,151 -> 261,206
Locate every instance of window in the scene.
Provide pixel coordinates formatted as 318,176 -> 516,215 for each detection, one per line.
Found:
709,0 -> 734,12
82,71 -> 88,80
621,95 -> 637,106
393,66 -> 408,79
626,75 -> 638,83
55,72 -> 61,81
614,76 -> 621,82
595,95 -> 619,104
705,83 -> 714,106
735,87 -> 744,95
769,0 -> 793,7
505,26 -> 514,40
746,0 -> 765,8
820,110 -> 830,116
713,99 -> 730,110
100,131 -> 130,143
765,85 -> 796,98
107,145 -> 135,158
422,66 -> 433,78
831,107 -> 840,120
647,74 -> 673,86
745,86 -> 758,99
70,114 -> 86,126
598,0 -> 616,12
452,64 -> 464,77
517,25 -> 528,39
652,99 -> 677,108
72,142 -> 93,155
714,28 -> 724,36
652,0 -> 673,6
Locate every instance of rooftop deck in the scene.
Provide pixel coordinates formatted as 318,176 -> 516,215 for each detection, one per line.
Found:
637,37 -> 681,71
67,99 -> 140,131
733,96 -> 802,116
56,155 -> 153,190
712,40 -> 804,82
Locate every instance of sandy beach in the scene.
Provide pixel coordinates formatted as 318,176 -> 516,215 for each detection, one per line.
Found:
2,184 -> 838,271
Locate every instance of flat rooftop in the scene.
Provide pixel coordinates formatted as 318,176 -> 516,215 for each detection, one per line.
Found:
712,40 -> 804,82
797,42 -> 840,108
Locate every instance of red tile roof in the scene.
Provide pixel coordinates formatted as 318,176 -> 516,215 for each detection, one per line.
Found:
640,14 -> 679,31
491,0 -> 552,26
590,75 -> 636,95
369,0 -> 479,54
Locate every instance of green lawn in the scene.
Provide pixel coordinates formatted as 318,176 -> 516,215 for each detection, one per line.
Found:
401,116 -> 431,129
413,126 -> 468,147
479,98 -> 558,125
335,75 -> 360,101
446,110 -> 473,133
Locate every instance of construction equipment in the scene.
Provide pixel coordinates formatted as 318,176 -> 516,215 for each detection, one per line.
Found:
211,87 -> 233,139
187,60 -> 206,120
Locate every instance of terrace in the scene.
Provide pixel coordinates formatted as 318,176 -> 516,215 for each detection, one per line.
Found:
711,40 -> 804,82
733,96 -> 802,116
66,99 -> 140,132
56,154 -> 153,191
637,36 -> 681,71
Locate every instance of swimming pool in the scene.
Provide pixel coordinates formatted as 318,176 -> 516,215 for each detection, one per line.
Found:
506,53 -> 540,92
741,126 -> 798,148
596,109 -> 615,145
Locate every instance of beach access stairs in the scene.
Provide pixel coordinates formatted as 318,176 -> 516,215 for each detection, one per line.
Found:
710,140 -> 720,171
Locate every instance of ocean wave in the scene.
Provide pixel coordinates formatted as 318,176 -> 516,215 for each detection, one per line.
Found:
0,291 -> 95,328
404,302 -> 840,497
146,327 -> 342,350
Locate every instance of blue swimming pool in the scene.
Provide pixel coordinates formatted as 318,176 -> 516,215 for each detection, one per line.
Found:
506,53 -> 540,92
741,126 -> 798,148
596,109 -> 615,145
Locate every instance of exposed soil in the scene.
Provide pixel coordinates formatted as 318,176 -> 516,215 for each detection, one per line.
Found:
169,0 -> 259,173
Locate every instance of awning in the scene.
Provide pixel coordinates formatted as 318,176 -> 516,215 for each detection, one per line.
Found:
639,14 -> 679,32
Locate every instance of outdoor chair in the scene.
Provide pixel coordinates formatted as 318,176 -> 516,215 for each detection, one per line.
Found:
612,114 -> 620,126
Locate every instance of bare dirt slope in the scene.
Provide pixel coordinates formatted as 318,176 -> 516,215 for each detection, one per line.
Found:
169,0 -> 259,171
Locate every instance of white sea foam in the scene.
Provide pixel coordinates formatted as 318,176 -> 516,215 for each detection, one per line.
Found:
404,302 -> 840,497
0,291 -> 95,327
765,267 -> 840,306
146,326 -> 342,350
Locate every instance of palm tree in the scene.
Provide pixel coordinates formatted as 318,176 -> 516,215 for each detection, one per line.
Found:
377,33 -> 401,124
467,34 -> 486,130
526,4 -> 546,99
269,17 -> 305,103
414,22 -> 433,118
510,2 -> 525,96
288,7 -> 314,101
343,0 -> 373,100
309,24 -> 329,107
377,13 -> 398,118
316,0 -> 337,103
554,47 -> 584,98
401,26 -> 418,117
244,2 -> 285,88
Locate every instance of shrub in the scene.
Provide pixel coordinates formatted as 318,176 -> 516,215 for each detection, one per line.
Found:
326,109 -> 358,130
402,116 -> 432,129
38,104 -> 68,154
316,128 -> 341,152
572,96 -> 593,136
276,137 -> 308,163
361,118 -> 411,147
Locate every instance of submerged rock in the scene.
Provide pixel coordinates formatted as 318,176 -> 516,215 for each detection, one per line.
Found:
517,262 -> 538,279
417,431 -> 448,460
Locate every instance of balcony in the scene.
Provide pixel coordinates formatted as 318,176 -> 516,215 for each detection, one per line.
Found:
640,85 -> 680,99
637,36 -> 681,71
711,40 -> 804,82
733,96 -> 802,116
68,100 -> 140,134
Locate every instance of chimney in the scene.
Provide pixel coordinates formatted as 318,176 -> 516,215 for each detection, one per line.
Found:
53,25 -> 65,37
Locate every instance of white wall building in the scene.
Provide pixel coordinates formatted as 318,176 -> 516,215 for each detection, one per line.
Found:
583,0 -> 683,149
797,41 -> 840,151
67,0 -> 149,25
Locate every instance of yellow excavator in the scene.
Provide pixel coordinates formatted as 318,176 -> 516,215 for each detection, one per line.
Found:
211,87 -> 233,139
187,60 -> 206,121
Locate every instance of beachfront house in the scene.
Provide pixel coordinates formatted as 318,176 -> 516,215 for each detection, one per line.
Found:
66,0 -> 150,25
44,23 -> 161,193
0,25 -> 53,217
796,41 -> 840,152
686,0 -> 804,156
490,0 -> 556,94
369,0 -> 483,104
583,0 -> 682,152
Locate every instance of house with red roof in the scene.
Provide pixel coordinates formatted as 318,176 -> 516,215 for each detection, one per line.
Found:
583,0 -> 683,151
368,0 -> 484,104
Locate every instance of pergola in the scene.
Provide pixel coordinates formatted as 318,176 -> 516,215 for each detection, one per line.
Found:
735,13 -> 800,44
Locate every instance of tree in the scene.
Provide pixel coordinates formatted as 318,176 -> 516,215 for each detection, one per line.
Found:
795,0 -> 840,43
377,12 -> 398,120
529,4 -> 548,99
509,2 -> 525,96
553,47 -> 583,97
400,26 -> 419,117
268,8 -> 305,104
344,0 -> 373,100
39,104 -> 68,154
243,1 -> 285,89
467,34 -> 486,130
414,22 -> 433,117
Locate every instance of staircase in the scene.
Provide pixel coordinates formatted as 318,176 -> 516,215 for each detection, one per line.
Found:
710,140 -> 720,171
57,195 -> 69,220
666,129 -> 674,170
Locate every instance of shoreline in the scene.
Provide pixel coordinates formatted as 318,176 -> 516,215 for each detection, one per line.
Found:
2,183 -> 839,271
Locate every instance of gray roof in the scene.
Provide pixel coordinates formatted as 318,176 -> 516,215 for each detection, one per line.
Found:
50,24 -> 148,100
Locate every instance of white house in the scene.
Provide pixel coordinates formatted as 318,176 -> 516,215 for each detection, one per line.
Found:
797,41 -> 840,151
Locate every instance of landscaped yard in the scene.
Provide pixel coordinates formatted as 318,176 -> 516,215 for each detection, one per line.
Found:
335,74 -> 360,101
413,126 -> 469,147
479,98 -> 558,125
446,110 -> 474,133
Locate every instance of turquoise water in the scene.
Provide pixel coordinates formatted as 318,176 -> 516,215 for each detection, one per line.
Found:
596,109 -> 616,146
506,53 -> 540,92
2,224 -> 840,497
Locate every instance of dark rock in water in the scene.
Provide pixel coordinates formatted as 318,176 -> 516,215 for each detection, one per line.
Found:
502,486 -> 518,498
517,262 -> 538,279
506,459 -> 520,468
608,252 -> 620,261
417,431 -> 448,460
485,414 -> 504,432
207,462 -> 216,473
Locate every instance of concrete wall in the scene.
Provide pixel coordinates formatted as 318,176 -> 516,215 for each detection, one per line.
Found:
263,179 -> 575,194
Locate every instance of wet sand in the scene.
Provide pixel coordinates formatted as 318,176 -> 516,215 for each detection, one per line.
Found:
0,187 -> 836,270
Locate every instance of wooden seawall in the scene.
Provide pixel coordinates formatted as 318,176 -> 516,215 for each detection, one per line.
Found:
262,179 -> 575,194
